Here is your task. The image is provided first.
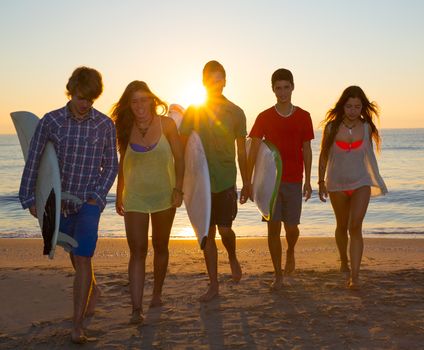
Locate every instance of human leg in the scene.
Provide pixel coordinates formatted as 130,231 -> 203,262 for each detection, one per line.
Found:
71,254 -> 94,343
213,186 -> 241,282
199,226 -> 219,302
329,192 -> 351,274
267,220 -> 283,289
85,274 -> 101,317
279,183 -> 302,275
198,187 -> 238,301
150,207 -> 176,307
124,211 -> 149,322
69,253 -> 100,317
283,223 -> 299,275
347,186 -> 371,288
63,203 -> 100,343
218,225 -> 242,282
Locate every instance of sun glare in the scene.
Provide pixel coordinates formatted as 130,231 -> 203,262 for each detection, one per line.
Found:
178,82 -> 206,108
173,226 -> 196,239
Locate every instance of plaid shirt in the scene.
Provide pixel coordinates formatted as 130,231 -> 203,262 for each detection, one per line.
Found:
19,104 -> 118,214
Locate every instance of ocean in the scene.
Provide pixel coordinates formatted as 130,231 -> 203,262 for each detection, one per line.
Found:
1,129 -> 423,239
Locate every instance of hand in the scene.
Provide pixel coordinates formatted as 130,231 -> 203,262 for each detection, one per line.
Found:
239,184 -> 250,204
318,183 -> 328,202
303,182 -> 312,202
29,205 -> 37,218
172,188 -> 183,208
115,198 -> 125,216
86,198 -> 98,206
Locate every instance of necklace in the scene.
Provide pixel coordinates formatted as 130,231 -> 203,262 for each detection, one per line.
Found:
275,104 -> 294,117
136,116 -> 155,138
342,120 -> 357,135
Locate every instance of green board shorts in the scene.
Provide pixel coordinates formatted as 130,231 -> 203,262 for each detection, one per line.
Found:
210,186 -> 238,227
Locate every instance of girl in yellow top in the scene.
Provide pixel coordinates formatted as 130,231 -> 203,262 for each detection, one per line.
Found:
112,81 -> 184,323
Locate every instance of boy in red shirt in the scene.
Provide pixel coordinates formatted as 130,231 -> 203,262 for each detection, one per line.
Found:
247,68 -> 314,290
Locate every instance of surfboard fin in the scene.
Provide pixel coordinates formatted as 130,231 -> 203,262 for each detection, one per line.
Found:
61,192 -> 83,204
56,231 -> 78,253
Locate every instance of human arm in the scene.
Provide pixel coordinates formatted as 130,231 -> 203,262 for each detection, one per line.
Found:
318,126 -> 330,202
245,137 -> 261,201
89,122 -> 119,209
115,150 -> 125,216
164,117 -> 185,207
19,116 -> 50,217
302,140 -> 312,202
28,205 -> 37,218
236,136 -> 250,204
178,106 -> 192,169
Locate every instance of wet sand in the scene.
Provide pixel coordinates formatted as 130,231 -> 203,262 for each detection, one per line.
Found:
0,237 -> 423,349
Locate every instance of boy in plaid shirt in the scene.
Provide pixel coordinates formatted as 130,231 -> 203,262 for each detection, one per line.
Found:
19,66 -> 118,343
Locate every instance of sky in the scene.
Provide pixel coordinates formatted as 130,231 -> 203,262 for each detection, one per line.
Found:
1,0 -> 423,134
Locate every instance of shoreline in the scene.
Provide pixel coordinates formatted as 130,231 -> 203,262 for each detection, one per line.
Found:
1,237 -> 423,348
1,231 -> 424,239
1,237 -> 424,269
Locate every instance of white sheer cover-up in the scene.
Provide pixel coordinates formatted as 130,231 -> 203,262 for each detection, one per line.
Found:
325,122 -> 387,197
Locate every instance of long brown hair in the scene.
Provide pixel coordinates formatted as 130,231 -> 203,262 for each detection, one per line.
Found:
320,86 -> 381,157
111,81 -> 168,154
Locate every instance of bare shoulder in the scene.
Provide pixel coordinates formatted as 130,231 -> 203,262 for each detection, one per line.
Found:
161,116 -> 177,133
162,115 -> 177,125
365,121 -> 373,136
324,122 -> 333,134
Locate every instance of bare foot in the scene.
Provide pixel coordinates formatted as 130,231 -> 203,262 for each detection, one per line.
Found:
199,284 -> 219,302
149,295 -> 164,308
230,258 -> 242,282
284,250 -> 295,275
340,261 -> 350,273
71,328 -> 88,344
270,275 -> 284,291
340,262 -> 350,284
85,284 -> 101,317
348,277 -> 360,290
129,309 -> 144,324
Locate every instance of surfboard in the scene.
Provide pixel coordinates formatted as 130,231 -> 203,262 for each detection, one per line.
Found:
168,105 -> 211,249
11,111 -> 78,259
246,138 -> 282,220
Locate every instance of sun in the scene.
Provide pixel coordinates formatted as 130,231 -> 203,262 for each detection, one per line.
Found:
178,82 -> 206,108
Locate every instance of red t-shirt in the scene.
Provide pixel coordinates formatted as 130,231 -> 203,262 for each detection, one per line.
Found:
249,106 -> 314,183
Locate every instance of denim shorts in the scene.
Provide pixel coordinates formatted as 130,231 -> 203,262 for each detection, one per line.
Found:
265,182 -> 302,225
59,202 -> 101,257
210,186 -> 238,228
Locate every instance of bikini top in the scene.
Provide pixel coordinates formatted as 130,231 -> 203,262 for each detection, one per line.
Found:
130,142 -> 159,152
335,139 -> 363,151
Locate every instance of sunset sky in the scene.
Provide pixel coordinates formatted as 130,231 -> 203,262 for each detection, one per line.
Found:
1,0 -> 423,134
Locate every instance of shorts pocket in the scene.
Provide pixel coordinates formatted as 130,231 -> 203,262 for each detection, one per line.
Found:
80,202 -> 101,215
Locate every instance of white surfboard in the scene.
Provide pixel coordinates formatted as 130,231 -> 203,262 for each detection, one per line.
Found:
11,111 -> 78,259
169,105 -> 211,249
246,138 -> 282,220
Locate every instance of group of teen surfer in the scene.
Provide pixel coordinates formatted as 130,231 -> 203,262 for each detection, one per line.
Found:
18,61 -> 387,343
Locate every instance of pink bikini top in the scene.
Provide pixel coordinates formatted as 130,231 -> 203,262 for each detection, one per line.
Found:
335,139 -> 363,151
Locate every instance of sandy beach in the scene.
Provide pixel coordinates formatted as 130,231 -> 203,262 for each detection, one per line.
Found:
0,237 -> 423,349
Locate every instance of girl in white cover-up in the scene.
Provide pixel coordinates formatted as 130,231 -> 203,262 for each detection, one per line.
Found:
318,86 -> 387,290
